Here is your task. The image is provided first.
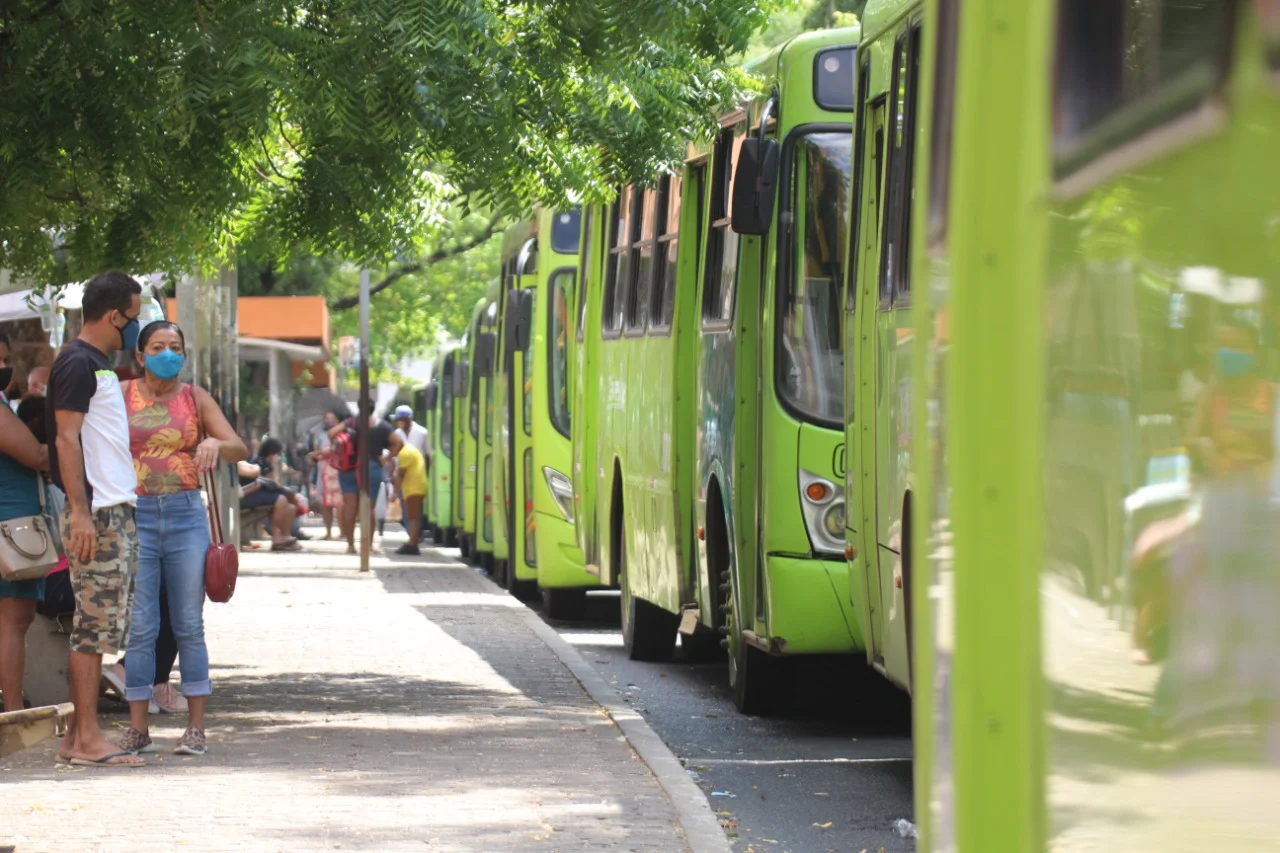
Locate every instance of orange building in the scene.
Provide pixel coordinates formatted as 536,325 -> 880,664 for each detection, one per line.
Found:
167,295 -> 333,388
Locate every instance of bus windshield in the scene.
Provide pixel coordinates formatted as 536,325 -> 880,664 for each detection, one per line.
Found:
778,131 -> 851,426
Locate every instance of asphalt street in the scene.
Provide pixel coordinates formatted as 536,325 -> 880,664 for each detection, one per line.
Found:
534,591 -> 917,853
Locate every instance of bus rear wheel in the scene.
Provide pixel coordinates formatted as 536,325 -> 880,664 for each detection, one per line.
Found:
460,534 -> 472,560
618,517 -> 677,662
542,588 -> 587,621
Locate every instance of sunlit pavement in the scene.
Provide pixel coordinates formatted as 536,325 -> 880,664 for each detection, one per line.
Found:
0,533 -> 689,852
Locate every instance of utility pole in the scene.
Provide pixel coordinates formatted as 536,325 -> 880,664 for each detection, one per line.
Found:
358,268 -> 372,573
828,0 -> 836,26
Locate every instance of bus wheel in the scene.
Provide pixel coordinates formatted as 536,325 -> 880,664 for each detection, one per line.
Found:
506,561 -> 536,601
541,588 -> 587,621
723,567 -> 788,715
618,518 -> 677,661
480,551 -> 495,580
460,534 -> 472,560
443,527 -> 457,548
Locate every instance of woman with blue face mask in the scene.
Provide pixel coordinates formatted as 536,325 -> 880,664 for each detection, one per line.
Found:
116,320 -> 247,758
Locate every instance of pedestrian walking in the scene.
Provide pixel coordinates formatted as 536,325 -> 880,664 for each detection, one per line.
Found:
117,320 -> 246,757
393,405 -> 430,542
308,411 -> 344,539
0,400 -> 50,712
392,438 -> 427,556
330,413 -> 401,554
48,271 -> 146,768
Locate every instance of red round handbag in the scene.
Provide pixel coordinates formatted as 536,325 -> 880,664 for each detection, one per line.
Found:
203,470 -> 239,603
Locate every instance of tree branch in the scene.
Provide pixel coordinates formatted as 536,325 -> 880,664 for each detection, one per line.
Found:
330,214 -> 502,311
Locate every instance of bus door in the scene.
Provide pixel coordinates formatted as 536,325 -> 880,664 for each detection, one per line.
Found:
862,24 -> 921,683
856,95 -> 889,664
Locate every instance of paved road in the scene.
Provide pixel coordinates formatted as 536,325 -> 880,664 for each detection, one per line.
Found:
533,590 -> 917,853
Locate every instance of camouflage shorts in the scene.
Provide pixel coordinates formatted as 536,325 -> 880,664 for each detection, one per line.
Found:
61,504 -> 139,655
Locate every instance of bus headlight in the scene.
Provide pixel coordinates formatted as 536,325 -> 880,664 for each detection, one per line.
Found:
799,469 -> 845,556
543,467 -> 575,523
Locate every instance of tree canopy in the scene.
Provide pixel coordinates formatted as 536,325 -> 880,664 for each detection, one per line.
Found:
0,0 -> 776,281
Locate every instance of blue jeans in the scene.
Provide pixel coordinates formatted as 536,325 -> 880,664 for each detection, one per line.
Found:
338,461 -> 384,497
124,491 -> 212,700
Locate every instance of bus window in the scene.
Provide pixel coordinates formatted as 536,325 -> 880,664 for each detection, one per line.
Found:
469,350 -> 481,439
441,354 -> 455,458
703,122 -> 745,328
604,187 -> 637,335
651,174 -> 682,334
627,187 -> 658,333
780,132 -> 851,426
1053,0 -> 1232,171
523,291 -> 535,436
879,27 -> 921,305
845,51 -> 872,313
549,270 -> 574,437
551,208 -> 582,255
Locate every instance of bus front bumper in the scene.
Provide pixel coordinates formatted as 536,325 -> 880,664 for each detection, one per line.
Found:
762,554 -> 865,655
522,511 -> 599,588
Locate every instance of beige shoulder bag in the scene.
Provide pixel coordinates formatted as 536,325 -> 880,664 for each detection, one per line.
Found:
0,474 -> 62,582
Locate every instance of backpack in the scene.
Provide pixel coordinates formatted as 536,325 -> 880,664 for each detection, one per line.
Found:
332,422 -> 359,473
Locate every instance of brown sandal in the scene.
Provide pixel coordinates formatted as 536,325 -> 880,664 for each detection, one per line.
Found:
271,539 -> 302,552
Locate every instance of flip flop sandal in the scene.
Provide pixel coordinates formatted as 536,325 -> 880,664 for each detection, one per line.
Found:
271,539 -> 303,552
69,751 -> 145,768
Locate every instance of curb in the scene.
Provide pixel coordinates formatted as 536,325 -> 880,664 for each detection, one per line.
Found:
512,598 -> 733,853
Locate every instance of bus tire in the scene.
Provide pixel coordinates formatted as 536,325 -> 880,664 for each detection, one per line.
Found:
541,588 -> 587,621
710,498 -> 787,714
480,551 -> 495,579
460,534 -> 472,560
618,514 -> 677,662
442,527 -> 457,548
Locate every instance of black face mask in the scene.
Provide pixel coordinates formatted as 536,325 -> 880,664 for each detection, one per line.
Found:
0,367 -> 12,392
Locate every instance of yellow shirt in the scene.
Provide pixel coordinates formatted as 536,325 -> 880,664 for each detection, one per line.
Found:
397,444 -> 428,496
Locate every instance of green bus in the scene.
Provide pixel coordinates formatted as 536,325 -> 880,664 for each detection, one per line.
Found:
426,342 -> 462,546
575,26 -> 865,713
841,0 -> 923,695
895,0 -> 1280,849
490,209 -> 598,612
456,295 -> 496,562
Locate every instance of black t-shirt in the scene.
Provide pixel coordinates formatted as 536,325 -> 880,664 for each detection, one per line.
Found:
346,418 -> 395,460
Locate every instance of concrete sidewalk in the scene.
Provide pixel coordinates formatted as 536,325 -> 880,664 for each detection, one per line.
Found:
0,536 -> 699,852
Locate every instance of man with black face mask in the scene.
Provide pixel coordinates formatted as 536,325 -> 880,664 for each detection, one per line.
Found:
46,271 -> 147,768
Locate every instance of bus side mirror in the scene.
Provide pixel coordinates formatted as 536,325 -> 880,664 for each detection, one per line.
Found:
452,360 -> 469,396
507,288 -> 534,352
730,137 -> 780,236
425,383 -> 438,410
476,333 -> 497,378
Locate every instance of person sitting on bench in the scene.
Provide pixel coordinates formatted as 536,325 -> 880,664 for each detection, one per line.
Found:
237,438 -> 302,552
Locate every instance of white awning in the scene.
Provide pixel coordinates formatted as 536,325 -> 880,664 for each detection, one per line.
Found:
237,336 -> 326,362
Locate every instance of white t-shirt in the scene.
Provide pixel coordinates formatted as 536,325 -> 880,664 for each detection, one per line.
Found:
47,339 -> 137,511
397,421 -> 430,457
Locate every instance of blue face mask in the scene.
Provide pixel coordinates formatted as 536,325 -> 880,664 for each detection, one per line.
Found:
117,315 -> 140,352
144,349 -> 185,381
1217,347 -> 1256,379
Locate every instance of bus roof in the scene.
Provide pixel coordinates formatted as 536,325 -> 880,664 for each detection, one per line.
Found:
745,25 -> 861,78
861,0 -> 917,42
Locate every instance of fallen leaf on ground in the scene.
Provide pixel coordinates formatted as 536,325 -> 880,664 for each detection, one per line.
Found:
813,821 -> 833,829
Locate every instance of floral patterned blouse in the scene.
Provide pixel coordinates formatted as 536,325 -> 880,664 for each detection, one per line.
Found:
124,380 -> 200,495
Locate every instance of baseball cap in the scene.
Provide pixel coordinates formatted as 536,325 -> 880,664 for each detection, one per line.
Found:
394,405 -> 413,420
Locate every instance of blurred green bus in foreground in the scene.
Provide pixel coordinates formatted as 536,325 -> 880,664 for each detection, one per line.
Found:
904,0 -> 1280,850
